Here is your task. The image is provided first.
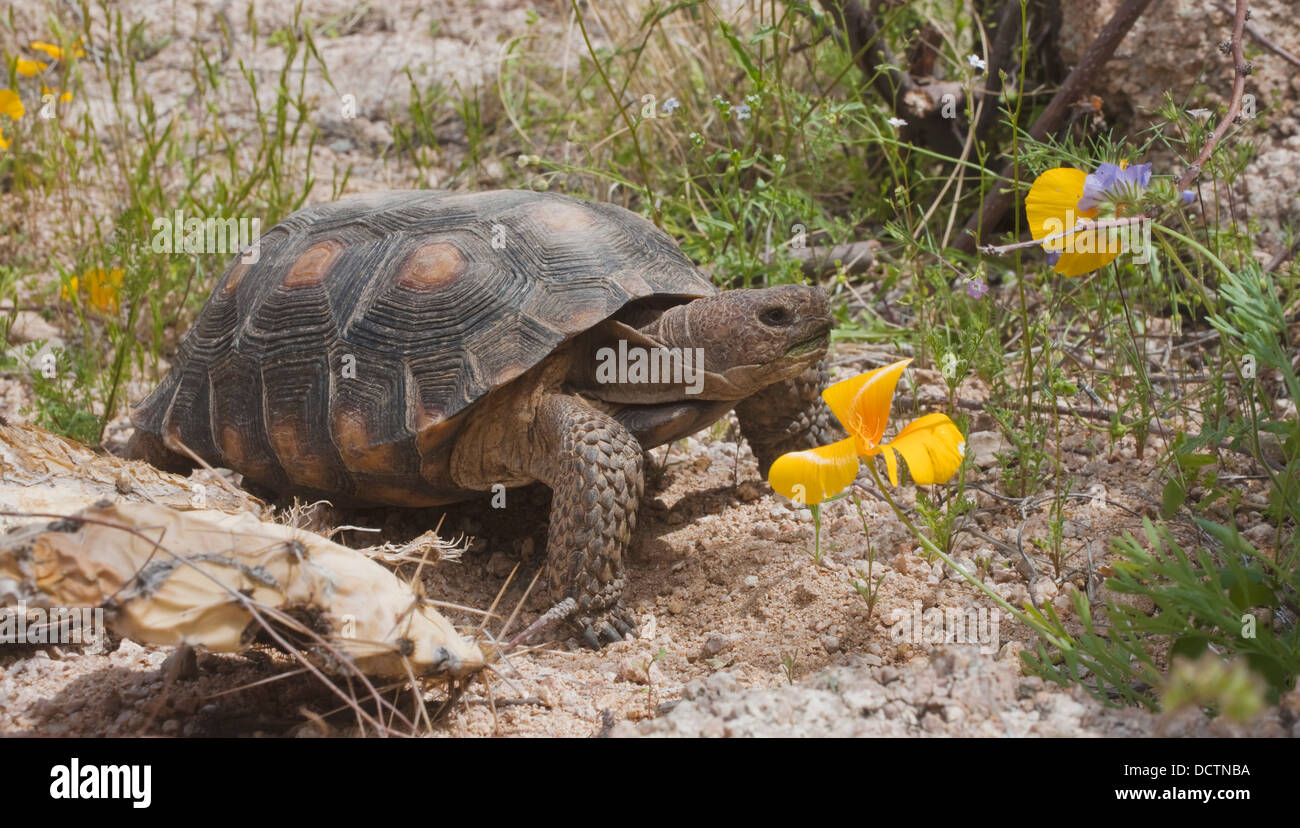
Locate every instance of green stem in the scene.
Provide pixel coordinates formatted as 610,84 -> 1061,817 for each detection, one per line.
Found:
811,502 -> 822,564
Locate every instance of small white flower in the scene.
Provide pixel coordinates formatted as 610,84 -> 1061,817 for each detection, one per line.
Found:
734,102 -> 752,120
967,54 -> 987,71
1187,108 -> 1212,121
661,97 -> 680,115
887,117 -> 907,128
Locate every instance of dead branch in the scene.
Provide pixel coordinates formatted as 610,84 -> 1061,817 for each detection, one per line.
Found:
955,0 -> 1156,253
817,0 -> 965,157
1217,1 -> 1300,69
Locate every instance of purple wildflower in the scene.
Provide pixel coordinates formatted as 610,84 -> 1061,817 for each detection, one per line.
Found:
1180,189 -> 1196,205
1077,162 -> 1152,211
1044,249 -> 1062,267
965,276 -> 988,299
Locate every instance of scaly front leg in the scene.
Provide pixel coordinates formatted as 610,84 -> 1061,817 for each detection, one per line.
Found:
531,394 -> 643,648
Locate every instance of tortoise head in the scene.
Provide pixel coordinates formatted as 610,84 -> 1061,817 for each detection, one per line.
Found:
662,284 -> 832,398
584,284 -> 831,402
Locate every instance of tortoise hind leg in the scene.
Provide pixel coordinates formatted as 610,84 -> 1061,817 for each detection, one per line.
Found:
735,359 -> 844,477
531,394 -> 643,648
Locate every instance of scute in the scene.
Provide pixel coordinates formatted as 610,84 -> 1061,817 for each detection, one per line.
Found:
130,190 -> 715,502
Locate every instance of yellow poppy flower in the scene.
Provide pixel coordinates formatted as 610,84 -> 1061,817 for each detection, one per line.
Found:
41,84 -> 73,103
15,57 -> 48,77
769,437 -> 860,505
767,358 -> 966,505
0,89 -> 20,148
30,40 -> 81,61
62,267 -> 124,313
1025,167 -> 1121,277
0,89 -> 22,119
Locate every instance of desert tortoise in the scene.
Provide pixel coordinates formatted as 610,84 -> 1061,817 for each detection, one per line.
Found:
127,190 -> 841,647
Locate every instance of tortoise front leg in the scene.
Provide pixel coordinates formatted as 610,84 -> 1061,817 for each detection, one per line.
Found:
735,359 -> 844,477
532,394 -> 643,648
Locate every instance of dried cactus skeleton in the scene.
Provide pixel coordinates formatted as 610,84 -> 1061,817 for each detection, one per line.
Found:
0,500 -> 485,680
0,422 -> 485,693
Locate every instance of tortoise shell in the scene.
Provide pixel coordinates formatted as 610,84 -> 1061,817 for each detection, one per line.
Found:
131,190 -> 715,505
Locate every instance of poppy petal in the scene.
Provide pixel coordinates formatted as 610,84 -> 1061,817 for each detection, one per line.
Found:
767,437 -> 860,505
0,89 -> 24,120
1026,167 -> 1098,248
879,413 -> 966,485
821,358 -> 911,452
15,58 -> 48,77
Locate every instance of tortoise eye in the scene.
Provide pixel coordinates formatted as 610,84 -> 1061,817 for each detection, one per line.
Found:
759,306 -> 793,326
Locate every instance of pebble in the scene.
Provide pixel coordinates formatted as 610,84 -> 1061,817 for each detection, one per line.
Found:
700,633 -> 733,658
821,634 -> 840,654
486,551 -> 515,578
966,431 -> 1005,469
751,523 -> 779,540
618,656 -> 663,685
743,575 -> 759,587
1029,577 -> 1059,606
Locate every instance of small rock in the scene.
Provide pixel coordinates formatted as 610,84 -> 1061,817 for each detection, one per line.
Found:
734,481 -> 763,501
948,557 -> 976,579
966,431 -> 1005,469
667,598 -> 685,614
1030,577 -> 1058,606
1243,523 -> 1274,549
162,645 -> 199,682
161,718 -> 180,735
486,551 -> 515,578
751,523 -> 778,540
10,311 -> 62,343
700,633 -> 733,658
821,634 -> 840,653
617,655 -> 663,685
353,117 -> 394,150
743,575 -> 759,587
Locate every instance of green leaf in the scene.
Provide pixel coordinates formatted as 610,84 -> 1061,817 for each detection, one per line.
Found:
1169,633 -> 1210,662
718,22 -> 760,86
1161,479 -> 1186,518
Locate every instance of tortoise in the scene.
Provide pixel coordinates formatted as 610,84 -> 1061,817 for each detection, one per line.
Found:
126,189 -> 842,648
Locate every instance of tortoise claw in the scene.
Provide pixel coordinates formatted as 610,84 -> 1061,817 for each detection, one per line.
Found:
577,604 -> 639,649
